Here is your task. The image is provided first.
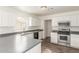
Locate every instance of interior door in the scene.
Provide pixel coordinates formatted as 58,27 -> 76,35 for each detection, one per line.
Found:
44,20 -> 52,38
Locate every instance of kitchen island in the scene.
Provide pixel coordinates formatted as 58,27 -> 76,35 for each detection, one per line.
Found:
0,29 -> 43,53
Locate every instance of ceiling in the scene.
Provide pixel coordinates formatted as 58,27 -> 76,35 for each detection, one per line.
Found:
16,6 -> 79,16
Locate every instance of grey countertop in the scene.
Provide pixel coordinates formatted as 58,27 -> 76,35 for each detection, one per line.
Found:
70,31 -> 79,34
52,30 -> 58,32
52,30 -> 79,34
52,26 -> 79,34
0,29 -> 43,36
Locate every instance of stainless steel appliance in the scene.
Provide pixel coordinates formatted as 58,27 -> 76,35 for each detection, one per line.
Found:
58,21 -> 70,46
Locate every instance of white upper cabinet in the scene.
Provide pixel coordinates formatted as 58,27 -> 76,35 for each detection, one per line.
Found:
28,16 -> 40,26
52,15 -> 79,27
71,15 -> 79,26
0,7 -> 40,27
0,11 -> 16,27
70,15 -> 77,26
52,16 -> 70,26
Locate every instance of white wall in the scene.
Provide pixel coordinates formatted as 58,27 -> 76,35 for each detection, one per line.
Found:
39,10 -> 79,39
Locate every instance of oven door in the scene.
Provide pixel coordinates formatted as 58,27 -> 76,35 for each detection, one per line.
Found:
58,34 -> 70,43
58,34 -> 70,46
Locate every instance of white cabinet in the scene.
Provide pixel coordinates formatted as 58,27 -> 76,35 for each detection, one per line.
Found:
52,15 -> 79,26
23,32 -> 41,53
70,16 -> 78,26
15,33 -> 34,52
50,32 -> 57,44
70,15 -> 79,26
71,34 -> 79,48
28,17 -> 40,26
0,11 -> 16,26
74,15 -> 79,26
39,31 -> 43,40
52,16 -> 71,26
26,43 -> 41,53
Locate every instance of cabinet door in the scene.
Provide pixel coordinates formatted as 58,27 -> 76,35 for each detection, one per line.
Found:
28,17 -> 40,26
70,15 -> 79,26
0,12 -> 8,26
15,33 -> 34,52
70,16 -> 77,26
39,32 -> 43,40
76,15 -> 79,26
50,32 -> 57,44
0,11 -> 16,26
7,13 -> 16,27
71,34 -> 79,48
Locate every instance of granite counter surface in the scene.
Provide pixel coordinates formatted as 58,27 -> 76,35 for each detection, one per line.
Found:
52,30 -> 79,35
0,29 -> 43,36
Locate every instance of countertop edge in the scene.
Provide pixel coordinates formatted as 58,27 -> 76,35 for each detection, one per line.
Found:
0,29 -> 43,36
23,40 -> 42,53
51,30 -> 79,35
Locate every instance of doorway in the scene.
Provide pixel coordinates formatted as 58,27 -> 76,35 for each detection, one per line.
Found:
44,20 -> 52,38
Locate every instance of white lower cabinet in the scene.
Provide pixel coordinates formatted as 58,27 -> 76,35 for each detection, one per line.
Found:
50,32 -> 57,44
39,32 -> 43,40
25,43 -> 41,53
71,34 -> 79,49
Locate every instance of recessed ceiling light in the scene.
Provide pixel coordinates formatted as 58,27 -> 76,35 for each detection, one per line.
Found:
40,6 -> 48,10
40,6 -> 54,11
41,6 -> 47,8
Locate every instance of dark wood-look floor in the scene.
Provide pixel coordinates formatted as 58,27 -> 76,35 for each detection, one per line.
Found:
41,38 -> 79,53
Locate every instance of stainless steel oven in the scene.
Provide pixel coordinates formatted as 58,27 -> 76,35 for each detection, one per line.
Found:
57,21 -> 70,46
58,34 -> 70,45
